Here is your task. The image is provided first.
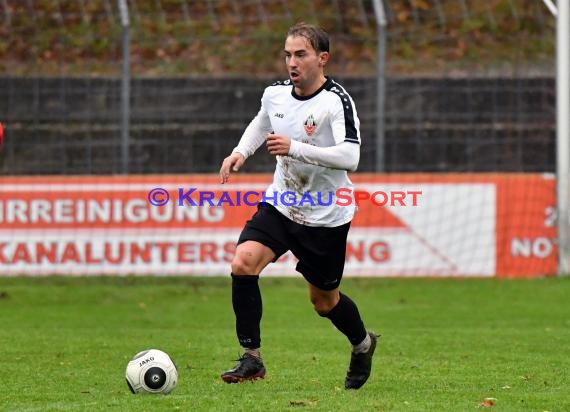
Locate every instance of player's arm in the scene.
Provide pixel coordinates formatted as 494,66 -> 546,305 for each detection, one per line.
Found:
288,139 -> 359,171
266,134 -> 359,171
219,106 -> 272,183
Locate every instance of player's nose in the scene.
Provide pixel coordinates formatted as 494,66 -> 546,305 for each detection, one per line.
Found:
288,56 -> 298,67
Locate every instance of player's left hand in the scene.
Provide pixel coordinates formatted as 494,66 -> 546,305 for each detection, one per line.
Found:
266,133 -> 291,156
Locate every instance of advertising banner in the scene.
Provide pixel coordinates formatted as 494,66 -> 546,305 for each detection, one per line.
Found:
0,174 -> 556,277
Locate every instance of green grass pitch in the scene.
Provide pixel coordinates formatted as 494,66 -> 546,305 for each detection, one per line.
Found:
1,276 -> 569,411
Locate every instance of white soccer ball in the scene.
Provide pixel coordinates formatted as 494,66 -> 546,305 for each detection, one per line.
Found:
125,349 -> 178,394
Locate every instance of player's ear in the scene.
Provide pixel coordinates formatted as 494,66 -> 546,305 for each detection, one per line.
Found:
319,51 -> 329,66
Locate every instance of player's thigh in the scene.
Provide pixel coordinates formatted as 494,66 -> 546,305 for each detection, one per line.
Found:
232,240 -> 276,276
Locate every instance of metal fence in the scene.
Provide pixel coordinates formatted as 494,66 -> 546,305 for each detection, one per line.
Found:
0,0 -> 556,175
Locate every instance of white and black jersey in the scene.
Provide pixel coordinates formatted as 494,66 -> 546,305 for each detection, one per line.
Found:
234,76 -> 361,227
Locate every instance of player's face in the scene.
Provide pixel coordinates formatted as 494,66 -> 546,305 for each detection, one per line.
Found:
284,35 -> 328,96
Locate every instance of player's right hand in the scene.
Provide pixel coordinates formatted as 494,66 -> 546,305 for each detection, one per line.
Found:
219,152 -> 245,184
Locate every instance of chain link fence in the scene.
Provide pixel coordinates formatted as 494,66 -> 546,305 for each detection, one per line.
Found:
0,0 -> 556,174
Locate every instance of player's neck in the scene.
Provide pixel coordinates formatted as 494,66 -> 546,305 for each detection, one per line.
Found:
295,75 -> 327,97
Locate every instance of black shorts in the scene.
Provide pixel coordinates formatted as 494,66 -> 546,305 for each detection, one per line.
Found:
237,202 -> 351,291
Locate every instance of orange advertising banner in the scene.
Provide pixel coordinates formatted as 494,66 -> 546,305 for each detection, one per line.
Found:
0,174 -> 557,277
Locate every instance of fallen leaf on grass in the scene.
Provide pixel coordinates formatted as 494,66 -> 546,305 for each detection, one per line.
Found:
290,400 -> 316,407
478,398 -> 497,408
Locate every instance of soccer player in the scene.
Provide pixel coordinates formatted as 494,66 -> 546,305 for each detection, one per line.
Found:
218,22 -> 377,390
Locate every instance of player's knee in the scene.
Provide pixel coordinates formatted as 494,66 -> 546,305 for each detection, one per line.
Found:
231,254 -> 260,276
310,288 -> 340,316
311,296 -> 336,316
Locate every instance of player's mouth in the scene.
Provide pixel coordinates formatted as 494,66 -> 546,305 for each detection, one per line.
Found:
290,72 -> 300,81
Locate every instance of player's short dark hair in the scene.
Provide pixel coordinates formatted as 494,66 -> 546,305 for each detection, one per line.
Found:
287,22 -> 330,54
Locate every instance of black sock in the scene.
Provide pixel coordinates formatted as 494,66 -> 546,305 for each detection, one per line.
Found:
231,273 -> 262,349
321,292 -> 367,345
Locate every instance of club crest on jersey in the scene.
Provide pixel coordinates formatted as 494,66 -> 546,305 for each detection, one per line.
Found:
303,114 -> 317,136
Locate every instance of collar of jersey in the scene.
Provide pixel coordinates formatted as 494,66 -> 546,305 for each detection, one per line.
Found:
291,76 -> 332,101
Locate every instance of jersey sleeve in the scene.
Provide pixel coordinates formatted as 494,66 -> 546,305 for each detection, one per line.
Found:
289,140 -> 360,171
232,92 -> 273,159
330,91 -> 360,145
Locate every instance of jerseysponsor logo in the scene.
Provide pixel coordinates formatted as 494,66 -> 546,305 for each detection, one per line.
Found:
303,114 -> 317,136
274,112 -> 284,118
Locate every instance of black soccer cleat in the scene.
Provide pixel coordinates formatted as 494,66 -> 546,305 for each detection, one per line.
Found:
345,332 -> 379,390
221,353 -> 266,383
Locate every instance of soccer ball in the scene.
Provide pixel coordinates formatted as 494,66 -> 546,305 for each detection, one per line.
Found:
125,349 -> 178,394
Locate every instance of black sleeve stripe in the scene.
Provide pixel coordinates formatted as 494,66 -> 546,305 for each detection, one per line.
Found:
326,80 -> 359,143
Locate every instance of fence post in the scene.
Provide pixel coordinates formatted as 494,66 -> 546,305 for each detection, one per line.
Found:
372,0 -> 387,172
118,0 -> 130,174
556,0 -> 570,275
